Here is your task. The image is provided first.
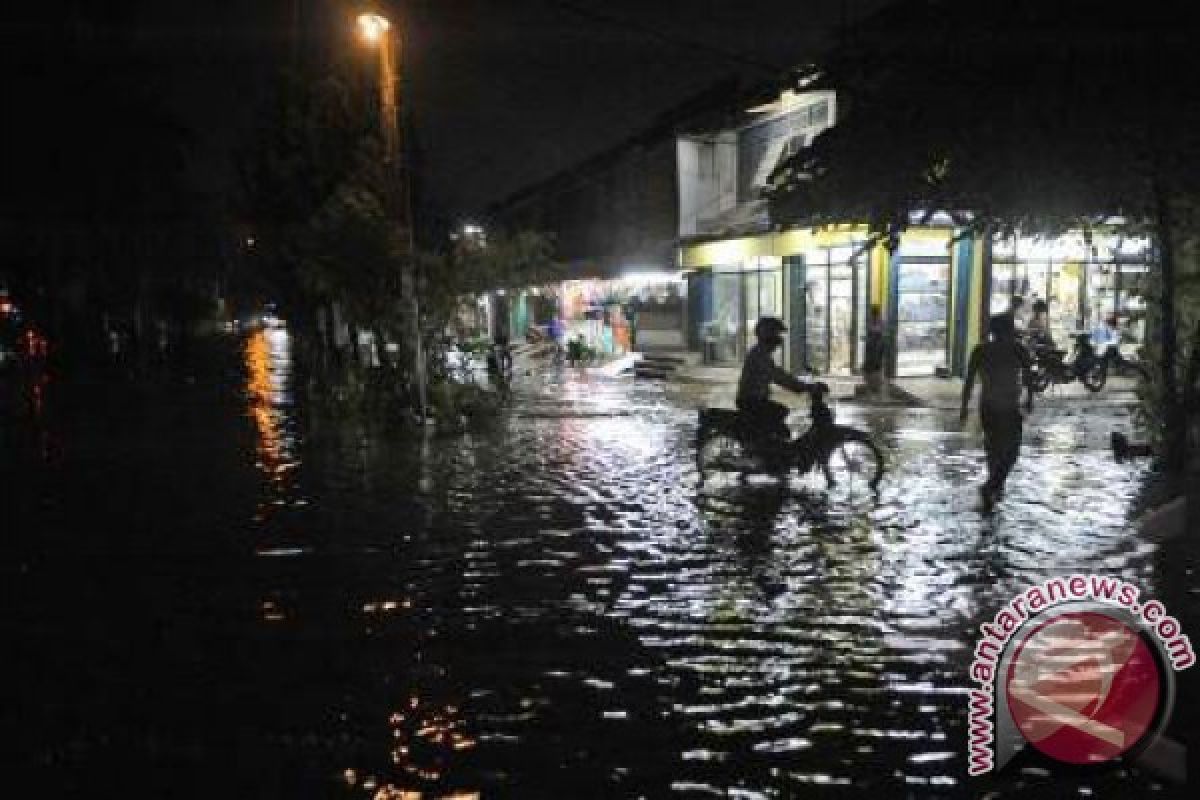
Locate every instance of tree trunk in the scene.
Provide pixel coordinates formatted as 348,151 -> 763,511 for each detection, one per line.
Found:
1153,179 -> 1186,469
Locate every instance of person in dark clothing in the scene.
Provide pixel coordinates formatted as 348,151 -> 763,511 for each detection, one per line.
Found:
737,317 -> 826,440
862,305 -> 887,398
961,313 -> 1033,510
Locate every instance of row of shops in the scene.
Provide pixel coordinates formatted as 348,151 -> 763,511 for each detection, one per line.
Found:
456,272 -> 685,357
680,225 -> 1151,377
455,225 -> 1150,379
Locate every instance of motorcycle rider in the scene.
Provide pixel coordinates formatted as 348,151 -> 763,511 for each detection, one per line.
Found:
737,317 -> 827,440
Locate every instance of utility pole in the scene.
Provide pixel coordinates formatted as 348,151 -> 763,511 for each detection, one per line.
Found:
359,11 -> 428,420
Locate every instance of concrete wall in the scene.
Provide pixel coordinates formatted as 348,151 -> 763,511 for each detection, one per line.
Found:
635,309 -> 685,352
677,133 -> 737,237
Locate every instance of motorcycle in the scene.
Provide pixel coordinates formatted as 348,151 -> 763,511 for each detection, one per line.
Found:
1024,332 -> 1109,393
696,385 -> 884,491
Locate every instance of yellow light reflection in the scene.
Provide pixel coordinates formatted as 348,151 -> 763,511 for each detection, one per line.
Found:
245,327 -> 296,484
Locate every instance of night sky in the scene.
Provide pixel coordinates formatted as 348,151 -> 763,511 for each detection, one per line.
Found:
5,1 -> 885,217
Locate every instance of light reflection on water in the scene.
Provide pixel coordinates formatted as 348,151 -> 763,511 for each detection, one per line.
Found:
244,370 -> 1162,797
244,327 -> 302,523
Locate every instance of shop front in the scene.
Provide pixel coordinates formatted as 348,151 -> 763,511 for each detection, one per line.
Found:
681,231 -> 877,374
891,235 -> 954,377
799,244 -> 869,375
556,272 -> 685,356
702,258 -> 785,364
680,225 -> 1151,381
988,233 -> 1150,352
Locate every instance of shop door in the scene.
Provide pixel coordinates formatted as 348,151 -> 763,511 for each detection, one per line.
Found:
804,247 -> 865,375
804,265 -> 829,374
828,262 -> 855,374
894,255 -> 950,376
710,271 -> 741,363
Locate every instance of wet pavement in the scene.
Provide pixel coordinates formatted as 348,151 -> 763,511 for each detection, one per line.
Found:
2,333 -> 1196,798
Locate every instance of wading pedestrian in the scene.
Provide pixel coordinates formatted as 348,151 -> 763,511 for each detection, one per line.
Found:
961,313 -> 1032,511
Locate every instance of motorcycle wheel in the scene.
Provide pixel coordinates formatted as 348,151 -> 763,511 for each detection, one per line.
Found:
1082,361 -> 1107,392
823,435 -> 884,491
697,432 -> 755,473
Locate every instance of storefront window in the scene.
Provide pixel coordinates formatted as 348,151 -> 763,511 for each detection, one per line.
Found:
805,268 -> 829,373
804,245 -> 866,375
992,233 -> 1149,353
742,259 -> 783,352
710,270 -> 741,362
895,239 -> 951,377
1093,235 -> 1151,353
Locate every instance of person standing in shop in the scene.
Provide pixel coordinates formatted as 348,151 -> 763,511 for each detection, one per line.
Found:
862,305 -> 888,399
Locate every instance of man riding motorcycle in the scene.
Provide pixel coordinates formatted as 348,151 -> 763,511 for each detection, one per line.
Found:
736,317 -> 828,440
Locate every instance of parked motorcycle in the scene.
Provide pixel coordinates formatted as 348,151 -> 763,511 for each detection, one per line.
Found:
1099,345 -> 1151,384
1024,332 -> 1108,393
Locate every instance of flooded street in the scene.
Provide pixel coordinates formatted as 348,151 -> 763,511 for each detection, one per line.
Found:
3,334 -> 1194,799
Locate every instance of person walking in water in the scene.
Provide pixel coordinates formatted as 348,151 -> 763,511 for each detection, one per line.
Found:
960,313 -> 1032,511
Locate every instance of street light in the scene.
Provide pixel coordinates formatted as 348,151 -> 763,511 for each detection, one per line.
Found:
356,12 -> 389,43
357,7 -> 427,421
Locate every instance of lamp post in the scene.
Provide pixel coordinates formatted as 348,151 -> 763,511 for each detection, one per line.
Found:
357,9 -> 427,420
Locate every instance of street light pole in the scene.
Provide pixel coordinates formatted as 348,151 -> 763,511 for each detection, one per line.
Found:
358,10 -> 427,421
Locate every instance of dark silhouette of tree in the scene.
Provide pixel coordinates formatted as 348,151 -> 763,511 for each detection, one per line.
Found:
1,3 -> 213,364
238,64 -> 559,417
769,0 -> 1200,464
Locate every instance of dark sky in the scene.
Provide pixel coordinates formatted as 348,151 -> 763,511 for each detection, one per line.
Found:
396,0 -> 883,214
9,1 -> 886,218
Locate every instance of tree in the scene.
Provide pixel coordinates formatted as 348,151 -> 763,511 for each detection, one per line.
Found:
421,229 -> 559,331
1,6 -> 209,363
239,65 -> 560,420
237,68 -> 383,324
768,0 -> 1200,465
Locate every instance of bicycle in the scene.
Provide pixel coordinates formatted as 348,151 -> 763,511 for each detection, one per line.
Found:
696,386 -> 884,491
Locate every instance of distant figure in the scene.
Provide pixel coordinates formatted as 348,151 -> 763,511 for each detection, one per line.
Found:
1091,314 -> 1119,354
1111,431 -> 1153,463
547,315 -> 565,356
1008,294 -> 1027,332
489,332 -> 512,376
862,305 -> 887,399
737,317 -> 826,441
961,313 -> 1033,511
1027,299 -> 1048,332
567,333 -> 587,366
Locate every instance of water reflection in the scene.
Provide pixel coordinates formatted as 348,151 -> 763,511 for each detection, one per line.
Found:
244,326 -> 301,518
237,367 -> 1164,796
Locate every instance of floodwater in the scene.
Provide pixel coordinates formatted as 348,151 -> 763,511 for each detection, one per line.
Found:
2,332 -> 1194,798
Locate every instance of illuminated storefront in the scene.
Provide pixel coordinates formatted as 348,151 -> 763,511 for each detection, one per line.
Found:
698,258 -> 784,363
893,235 -> 954,377
681,229 -> 883,374
990,233 -> 1150,350
680,224 -> 1147,380
801,244 -> 869,375
555,272 -> 684,355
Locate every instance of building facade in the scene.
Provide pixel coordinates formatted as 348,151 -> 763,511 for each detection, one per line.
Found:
676,89 -> 1151,377
487,83 -> 750,353
489,80 -> 1152,375
681,224 -> 1151,379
